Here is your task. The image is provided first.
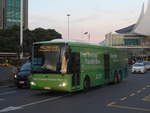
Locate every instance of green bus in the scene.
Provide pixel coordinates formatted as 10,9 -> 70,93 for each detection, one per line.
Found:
30,39 -> 128,92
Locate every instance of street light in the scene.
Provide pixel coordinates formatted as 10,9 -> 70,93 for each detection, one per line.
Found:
88,33 -> 90,41
67,14 -> 70,40
20,0 -> 23,59
84,32 -> 90,42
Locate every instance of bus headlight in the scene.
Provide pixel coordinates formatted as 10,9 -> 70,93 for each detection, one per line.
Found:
59,82 -> 67,87
30,82 -> 36,86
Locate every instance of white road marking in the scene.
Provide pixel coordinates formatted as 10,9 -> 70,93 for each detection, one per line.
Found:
0,107 -> 22,113
146,85 -> 150,88
120,97 -> 127,101
142,87 -> 146,90
0,91 -> 16,96
0,94 -> 69,113
129,93 -> 135,97
137,90 -> 142,94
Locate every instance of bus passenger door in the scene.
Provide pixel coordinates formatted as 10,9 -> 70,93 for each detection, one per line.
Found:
71,52 -> 80,88
104,54 -> 110,80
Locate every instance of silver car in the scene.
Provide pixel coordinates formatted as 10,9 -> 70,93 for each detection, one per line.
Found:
132,63 -> 146,73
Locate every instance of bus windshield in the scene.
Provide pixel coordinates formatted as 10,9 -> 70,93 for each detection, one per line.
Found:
32,44 -> 68,74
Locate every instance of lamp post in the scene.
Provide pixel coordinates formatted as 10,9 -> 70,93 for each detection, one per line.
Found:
67,14 -> 70,40
84,32 -> 90,42
20,0 -> 23,59
88,33 -> 90,41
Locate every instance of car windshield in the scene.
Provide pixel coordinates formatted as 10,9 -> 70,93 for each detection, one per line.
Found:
20,63 -> 31,71
32,44 -> 68,74
133,64 -> 144,67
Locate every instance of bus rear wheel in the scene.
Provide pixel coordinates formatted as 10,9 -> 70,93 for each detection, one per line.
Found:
83,77 -> 90,90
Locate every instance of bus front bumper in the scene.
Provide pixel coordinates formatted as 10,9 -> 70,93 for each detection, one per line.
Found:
30,81 -> 71,92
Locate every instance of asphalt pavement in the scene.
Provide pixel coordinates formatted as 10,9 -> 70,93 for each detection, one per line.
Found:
0,66 -> 14,87
0,71 -> 150,113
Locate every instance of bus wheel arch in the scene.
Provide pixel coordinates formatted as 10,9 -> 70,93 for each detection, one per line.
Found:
83,75 -> 91,90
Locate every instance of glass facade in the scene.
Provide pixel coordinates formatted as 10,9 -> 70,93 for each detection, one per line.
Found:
5,0 -> 20,28
124,39 -> 140,46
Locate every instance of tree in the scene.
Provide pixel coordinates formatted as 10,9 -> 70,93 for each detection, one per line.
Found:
0,26 -> 62,55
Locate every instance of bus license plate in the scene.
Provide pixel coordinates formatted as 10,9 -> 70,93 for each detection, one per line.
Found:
19,81 -> 24,84
44,87 -> 51,90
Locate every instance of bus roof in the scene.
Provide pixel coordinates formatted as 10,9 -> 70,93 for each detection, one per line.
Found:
33,39 -> 114,49
34,39 -> 98,45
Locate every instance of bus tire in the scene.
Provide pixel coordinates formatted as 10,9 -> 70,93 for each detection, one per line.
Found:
83,77 -> 91,90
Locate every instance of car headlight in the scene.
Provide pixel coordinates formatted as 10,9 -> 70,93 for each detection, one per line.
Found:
30,82 -> 36,86
14,75 -> 17,79
59,82 -> 67,87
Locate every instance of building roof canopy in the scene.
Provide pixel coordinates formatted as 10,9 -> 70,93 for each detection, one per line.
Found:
116,1 -> 150,36
115,24 -> 136,34
134,0 -> 150,36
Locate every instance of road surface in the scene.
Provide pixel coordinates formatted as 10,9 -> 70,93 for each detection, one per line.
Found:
0,71 -> 150,113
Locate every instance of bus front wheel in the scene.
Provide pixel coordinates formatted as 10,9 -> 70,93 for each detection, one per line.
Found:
83,77 -> 91,90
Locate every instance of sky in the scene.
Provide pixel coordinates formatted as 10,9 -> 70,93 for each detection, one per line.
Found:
29,0 -> 148,42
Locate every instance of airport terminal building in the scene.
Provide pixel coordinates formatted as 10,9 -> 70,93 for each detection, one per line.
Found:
103,1 -> 150,56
